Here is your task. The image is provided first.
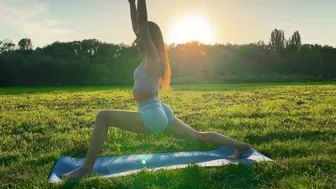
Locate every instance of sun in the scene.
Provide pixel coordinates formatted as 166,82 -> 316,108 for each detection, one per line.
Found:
169,16 -> 214,44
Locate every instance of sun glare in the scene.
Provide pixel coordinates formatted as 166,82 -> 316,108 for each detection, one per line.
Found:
169,16 -> 214,44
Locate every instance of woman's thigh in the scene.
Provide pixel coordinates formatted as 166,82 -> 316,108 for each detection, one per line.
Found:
97,110 -> 151,134
163,116 -> 201,141
101,109 -> 201,140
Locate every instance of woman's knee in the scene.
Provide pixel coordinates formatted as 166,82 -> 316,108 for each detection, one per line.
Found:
182,131 -> 204,141
196,132 -> 206,142
95,110 -> 113,126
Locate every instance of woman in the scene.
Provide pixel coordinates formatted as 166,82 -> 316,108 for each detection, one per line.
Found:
62,0 -> 250,179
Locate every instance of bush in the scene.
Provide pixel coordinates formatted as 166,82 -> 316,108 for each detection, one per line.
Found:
303,75 -> 323,82
171,77 -> 203,85
246,75 -> 259,83
217,75 -> 241,83
283,75 -> 297,82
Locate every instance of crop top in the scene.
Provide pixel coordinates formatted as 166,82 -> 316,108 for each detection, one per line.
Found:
133,63 -> 159,93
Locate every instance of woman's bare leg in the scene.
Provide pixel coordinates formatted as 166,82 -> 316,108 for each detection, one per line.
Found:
163,117 -> 250,159
61,110 -> 151,179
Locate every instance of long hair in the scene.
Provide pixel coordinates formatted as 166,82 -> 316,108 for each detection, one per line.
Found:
147,21 -> 172,91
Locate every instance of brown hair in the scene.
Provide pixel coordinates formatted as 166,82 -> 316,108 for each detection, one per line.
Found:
147,21 -> 172,91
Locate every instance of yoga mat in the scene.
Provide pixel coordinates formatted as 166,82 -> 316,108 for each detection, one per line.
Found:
49,146 -> 272,183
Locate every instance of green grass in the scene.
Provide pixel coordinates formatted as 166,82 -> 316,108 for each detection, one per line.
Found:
1,83 -> 335,188
1,81 -> 334,95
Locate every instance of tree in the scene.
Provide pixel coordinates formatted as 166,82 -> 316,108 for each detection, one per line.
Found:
18,38 -> 33,50
287,31 -> 302,51
0,28 -> 335,87
269,29 -> 285,54
0,39 -> 16,53
292,31 -> 302,47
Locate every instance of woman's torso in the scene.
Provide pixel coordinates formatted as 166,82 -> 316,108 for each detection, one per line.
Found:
133,61 -> 160,102
132,89 -> 157,102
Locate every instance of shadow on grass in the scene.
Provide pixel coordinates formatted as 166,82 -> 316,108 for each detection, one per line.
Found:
245,130 -> 336,159
61,144 -> 89,158
126,163 -> 261,189
0,154 -> 21,166
245,130 -> 336,145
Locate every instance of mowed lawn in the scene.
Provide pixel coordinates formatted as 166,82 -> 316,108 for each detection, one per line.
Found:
0,83 -> 335,189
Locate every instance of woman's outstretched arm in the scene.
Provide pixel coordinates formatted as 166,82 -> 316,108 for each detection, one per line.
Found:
129,0 -> 138,35
137,0 -> 160,72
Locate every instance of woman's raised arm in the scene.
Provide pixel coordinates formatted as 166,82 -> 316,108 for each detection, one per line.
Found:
137,0 -> 160,64
128,0 -> 138,35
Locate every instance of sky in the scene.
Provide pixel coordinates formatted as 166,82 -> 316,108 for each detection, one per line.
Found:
1,0 -> 336,48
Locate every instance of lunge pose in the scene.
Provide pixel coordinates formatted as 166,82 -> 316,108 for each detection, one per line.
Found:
62,0 -> 250,179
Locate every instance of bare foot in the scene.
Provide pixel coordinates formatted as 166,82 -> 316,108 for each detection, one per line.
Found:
61,166 -> 93,179
228,144 -> 251,159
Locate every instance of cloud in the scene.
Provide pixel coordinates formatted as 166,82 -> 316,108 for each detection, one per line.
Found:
0,1 -> 75,47
44,20 -> 64,27
43,28 -> 74,35
0,1 -> 48,24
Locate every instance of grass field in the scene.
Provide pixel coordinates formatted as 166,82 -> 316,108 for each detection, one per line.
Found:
1,83 -> 335,188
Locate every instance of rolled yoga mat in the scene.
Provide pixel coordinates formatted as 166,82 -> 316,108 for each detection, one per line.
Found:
49,146 -> 272,183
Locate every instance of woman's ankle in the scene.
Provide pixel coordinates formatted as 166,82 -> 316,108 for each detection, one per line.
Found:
81,163 -> 94,171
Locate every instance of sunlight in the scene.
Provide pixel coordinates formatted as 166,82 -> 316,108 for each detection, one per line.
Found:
168,15 -> 214,44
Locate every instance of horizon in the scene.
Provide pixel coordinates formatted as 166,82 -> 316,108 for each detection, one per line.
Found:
1,0 -> 336,48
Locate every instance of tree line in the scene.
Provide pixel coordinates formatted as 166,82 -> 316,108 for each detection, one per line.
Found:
0,29 -> 335,87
